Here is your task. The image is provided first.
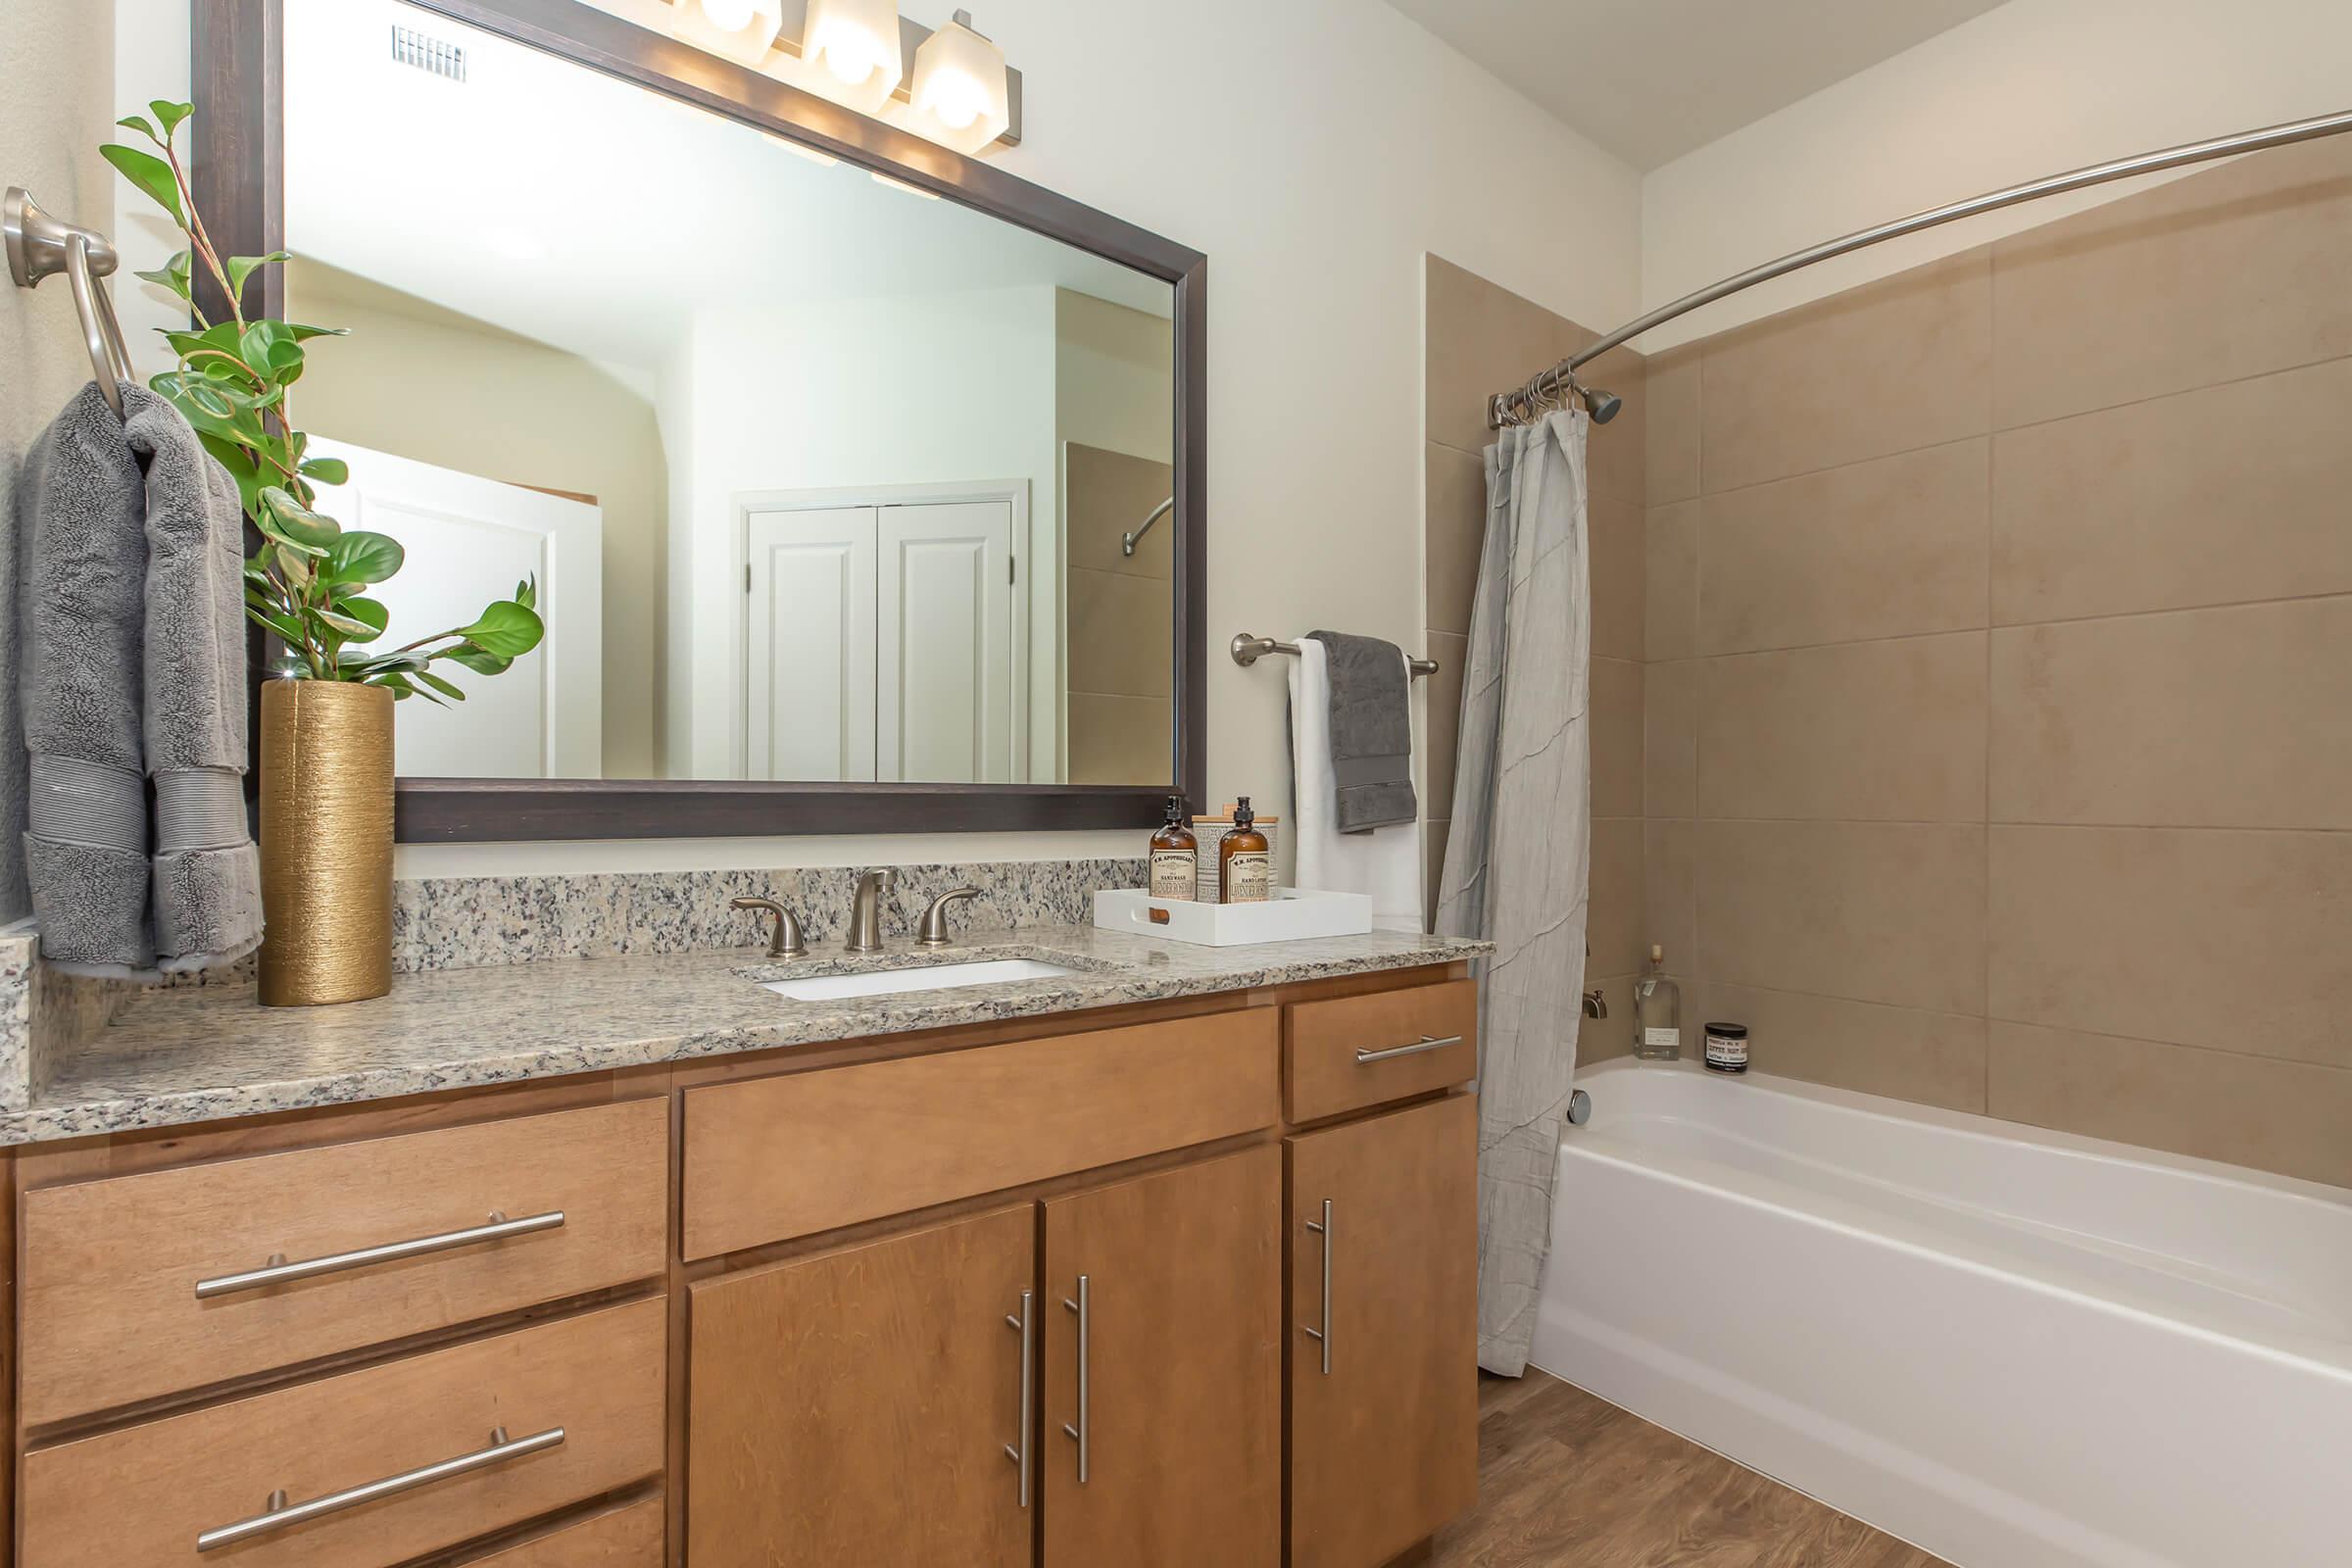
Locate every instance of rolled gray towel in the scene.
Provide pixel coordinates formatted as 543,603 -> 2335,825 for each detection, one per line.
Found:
128,383 -> 262,973
20,382 -> 154,975
1305,629 -> 1418,833
18,381 -> 262,978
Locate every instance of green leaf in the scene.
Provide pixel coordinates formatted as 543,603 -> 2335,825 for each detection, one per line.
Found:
456,600 -> 544,658
243,604 -> 305,645
332,596 -> 389,637
443,646 -> 513,677
149,100 -> 193,137
225,252 -> 290,306
132,250 -> 192,302
284,322 -> 350,341
365,670 -> 425,702
256,487 -> 339,555
298,455 -> 348,486
514,573 -> 537,611
115,114 -> 161,144
325,531 -> 404,586
318,609 -> 382,639
413,668 -> 466,702
99,143 -> 183,224
272,543 -> 313,586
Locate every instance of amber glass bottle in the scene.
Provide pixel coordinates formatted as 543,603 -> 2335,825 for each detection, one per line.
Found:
1150,795 -> 1198,900
1219,797 -> 1273,905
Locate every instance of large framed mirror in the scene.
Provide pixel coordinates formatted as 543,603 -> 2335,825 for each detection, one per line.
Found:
193,0 -> 1205,840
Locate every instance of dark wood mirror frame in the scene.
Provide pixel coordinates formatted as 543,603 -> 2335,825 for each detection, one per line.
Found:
192,0 -> 1206,842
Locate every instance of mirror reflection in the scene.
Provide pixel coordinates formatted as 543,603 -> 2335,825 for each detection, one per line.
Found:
281,0 -> 1178,785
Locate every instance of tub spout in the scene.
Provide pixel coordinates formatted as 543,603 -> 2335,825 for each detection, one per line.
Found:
1583,988 -> 1608,1019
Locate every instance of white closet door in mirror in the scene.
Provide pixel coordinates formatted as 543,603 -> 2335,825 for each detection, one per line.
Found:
878,502 -> 1015,784
304,437 -> 604,779
743,506 -> 880,783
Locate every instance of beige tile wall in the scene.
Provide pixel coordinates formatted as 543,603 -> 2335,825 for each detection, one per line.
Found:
1065,443 -> 1177,783
1642,134 -> 2352,1187
1424,257 -> 1647,1060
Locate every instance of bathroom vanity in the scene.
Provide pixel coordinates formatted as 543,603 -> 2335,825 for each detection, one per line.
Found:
0,925 -> 1484,1565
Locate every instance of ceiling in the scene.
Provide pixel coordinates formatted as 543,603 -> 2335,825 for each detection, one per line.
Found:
1383,0 -> 2011,171
283,0 -> 1168,374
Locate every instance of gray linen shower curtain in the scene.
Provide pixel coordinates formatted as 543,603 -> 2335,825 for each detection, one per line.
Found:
1434,408 -> 1592,1377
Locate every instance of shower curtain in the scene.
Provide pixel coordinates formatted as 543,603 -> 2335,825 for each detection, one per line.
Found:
1435,408 -> 1592,1378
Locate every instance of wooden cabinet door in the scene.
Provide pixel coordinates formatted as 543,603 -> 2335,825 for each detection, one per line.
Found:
687,1205 -> 1035,1567
1041,1146 -> 1283,1568
1287,1095 -> 1479,1568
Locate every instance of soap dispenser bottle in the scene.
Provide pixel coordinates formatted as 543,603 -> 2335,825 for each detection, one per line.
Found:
1219,797 -> 1272,904
1150,795 -> 1198,900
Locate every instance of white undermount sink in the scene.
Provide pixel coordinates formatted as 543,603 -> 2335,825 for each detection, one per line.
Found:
761,956 -> 1085,1002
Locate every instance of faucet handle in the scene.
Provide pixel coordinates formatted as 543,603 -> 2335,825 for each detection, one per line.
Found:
917,886 -> 981,948
731,896 -> 807,959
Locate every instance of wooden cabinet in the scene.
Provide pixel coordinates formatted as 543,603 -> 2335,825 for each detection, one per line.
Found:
1286,1095 -> 1480,1568
685,1205 -> 1036,1568
1041,1146 -> 1282,1568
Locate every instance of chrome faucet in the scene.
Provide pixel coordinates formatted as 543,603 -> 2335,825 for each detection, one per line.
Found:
846,869 -> 897,954
917,886 -> 980,947
730,897 -> 806,958
1583,988 -> 1608,1018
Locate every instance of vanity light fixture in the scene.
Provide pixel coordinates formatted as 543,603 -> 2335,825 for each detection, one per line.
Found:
669,0 -> 786,67
802,0 -> 905,112
907,10 -> 1009,154
870,172 -> 940,200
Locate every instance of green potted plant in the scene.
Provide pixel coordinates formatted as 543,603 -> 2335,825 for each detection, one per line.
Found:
107,100 -> 547,1005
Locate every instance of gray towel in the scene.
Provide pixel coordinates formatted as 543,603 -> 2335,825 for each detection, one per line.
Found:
19,381 -> 262,978
1305,630 -> 1418,833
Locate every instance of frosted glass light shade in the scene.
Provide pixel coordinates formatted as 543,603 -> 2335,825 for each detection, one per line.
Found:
669,0 -> 784,67
909,14 -> 1009,153
802,0 -> 904,113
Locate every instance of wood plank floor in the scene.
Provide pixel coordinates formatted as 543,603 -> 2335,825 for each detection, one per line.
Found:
1429,1371 -> 1950,1567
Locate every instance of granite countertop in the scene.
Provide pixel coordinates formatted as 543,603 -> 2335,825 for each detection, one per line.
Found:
7,924 -> 1488,1146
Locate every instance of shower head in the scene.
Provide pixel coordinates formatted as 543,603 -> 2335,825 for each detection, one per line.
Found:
1581,384 -> 1623,423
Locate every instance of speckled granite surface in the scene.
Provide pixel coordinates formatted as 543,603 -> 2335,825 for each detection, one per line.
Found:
3,923 -> 1487,1146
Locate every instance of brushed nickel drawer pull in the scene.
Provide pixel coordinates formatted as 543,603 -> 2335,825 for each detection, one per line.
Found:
1004,1289 -> 1035,1508
1303,1199 -> 1333,1375
1354,1034 -> 1463,1064
1061,1274 -> 1091,1484
194,1209 -> 566,1299
195,1424 -> 564,1551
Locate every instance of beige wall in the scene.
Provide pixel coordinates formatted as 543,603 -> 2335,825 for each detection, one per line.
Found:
1641,135 -> 2352,1187
1,0 -> 115,920
1422,257 -> 1648,998
285,261 -> 670,779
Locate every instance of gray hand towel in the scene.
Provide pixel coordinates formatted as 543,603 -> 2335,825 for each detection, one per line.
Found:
1305,630 -> 1418,833
18,381 -> 262,978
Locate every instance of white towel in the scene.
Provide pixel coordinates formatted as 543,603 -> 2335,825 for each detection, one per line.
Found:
1288,637 -> 1424,931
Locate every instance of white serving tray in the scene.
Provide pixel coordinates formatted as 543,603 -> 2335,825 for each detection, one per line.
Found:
1093,887 -> 1373,947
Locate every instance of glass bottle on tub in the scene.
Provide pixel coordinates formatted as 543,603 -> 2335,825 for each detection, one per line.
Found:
1632,944 -> 1682,1060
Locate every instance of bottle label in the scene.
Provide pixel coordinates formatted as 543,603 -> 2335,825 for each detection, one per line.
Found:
1150,849 -> 1195,900
1225,852 -> 1272,903
1705,1034 -> 1748,1068
1643,1027 -> 1680,1051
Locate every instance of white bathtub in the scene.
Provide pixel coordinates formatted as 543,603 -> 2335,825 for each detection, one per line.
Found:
1529,1058 -> 2352,1568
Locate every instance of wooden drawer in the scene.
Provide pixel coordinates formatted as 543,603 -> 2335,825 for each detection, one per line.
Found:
20,1297 -> 666,1567
466,1495 -> 665,1565
682,1008 -> 1279,1258
1284,979 -> 1477,1124
20,1098 -> 669,1426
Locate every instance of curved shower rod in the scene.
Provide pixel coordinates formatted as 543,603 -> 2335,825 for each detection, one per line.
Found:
1490,105 -> 2352,429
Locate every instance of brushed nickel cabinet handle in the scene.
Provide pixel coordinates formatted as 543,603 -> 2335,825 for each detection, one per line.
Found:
194,1210 -> 566,1299
1061,1274 -> 1091,1484
1004,1289 -> 1034,1508
195,1425 -> 564,1551
1302,1199 -> 1333,1375
1355,1034 -> 1463,1064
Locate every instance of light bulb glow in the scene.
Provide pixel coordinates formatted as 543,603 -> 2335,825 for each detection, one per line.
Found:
669,0 -> 783,67
802,0 -> 903,111
908,16 -> 1008,153
699,0 -> 756,30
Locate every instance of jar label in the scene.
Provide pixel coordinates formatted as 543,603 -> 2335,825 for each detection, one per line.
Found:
1150,849 -> 1195,899
1226,852 -> 1273,903
1643,1027 -> 1680,1050
1705,1035 -> 1748,1066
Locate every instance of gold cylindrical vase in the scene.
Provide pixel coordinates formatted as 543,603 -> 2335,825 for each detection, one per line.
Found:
259,680 -> 395,1006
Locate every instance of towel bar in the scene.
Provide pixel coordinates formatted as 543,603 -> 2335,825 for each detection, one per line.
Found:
1230,632 -> 1438,678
